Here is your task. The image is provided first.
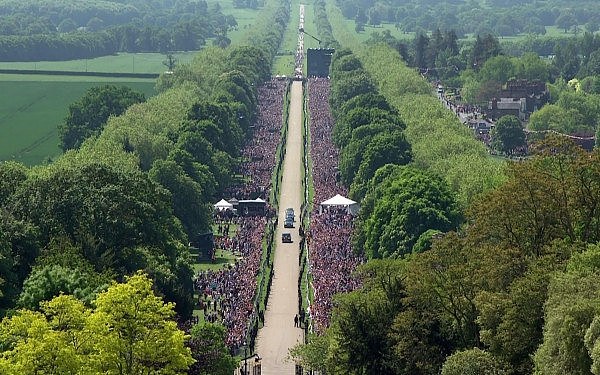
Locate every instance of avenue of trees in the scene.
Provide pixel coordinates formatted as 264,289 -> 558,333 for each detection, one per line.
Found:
0,0 -> 290,371
0,0 -> 237,61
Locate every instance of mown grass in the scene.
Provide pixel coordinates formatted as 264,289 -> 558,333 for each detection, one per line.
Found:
0,80 -> 155,165
192,248 -> 239,273
0,52 -> 199,74
213,0 -> 262,46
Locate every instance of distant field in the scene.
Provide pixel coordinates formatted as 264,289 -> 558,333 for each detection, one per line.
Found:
213,0 -> 262,45
0,51 -> 199,74
0,80 -> 155,166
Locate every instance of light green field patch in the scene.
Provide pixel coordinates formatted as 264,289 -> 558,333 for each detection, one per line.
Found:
212,0 -> 262,45
0,80 -> 156,165
0,51 -> 199,74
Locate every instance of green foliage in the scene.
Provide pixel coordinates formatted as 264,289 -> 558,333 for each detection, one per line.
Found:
18,264 -> 106,310
291,259 -> 409,374
0,272 -> 194,374
491,115 -> 526,154
188,322 -> 238,375
469,141 -> 600,256
149,159 -> 212,237
354,43 -> 504,208
349,130 -> 412,200
59,84 -> 145,151
441,348 -> 508,375
534,243 -> 600,375
356,165 -> 459,259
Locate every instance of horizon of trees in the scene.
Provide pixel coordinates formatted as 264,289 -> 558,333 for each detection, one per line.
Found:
0,0 -> 238,61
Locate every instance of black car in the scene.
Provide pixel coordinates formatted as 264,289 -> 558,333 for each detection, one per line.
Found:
282,233 -> 292,243
284,218 -> 294,228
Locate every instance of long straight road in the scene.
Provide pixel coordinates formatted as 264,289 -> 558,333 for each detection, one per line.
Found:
254,80 -> 304,374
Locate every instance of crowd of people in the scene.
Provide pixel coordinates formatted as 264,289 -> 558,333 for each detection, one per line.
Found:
306,78 -> 364,333
194,79 -> 286,349
225,79 -> 287,200
194,216 -> 267,348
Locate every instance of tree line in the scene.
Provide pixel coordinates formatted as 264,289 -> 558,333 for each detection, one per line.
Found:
0,0 -> 237,61
338,0 -> 600,37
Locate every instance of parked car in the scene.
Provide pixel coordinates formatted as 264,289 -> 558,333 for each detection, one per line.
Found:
284,218 -> 294,228
282,233 -> 292,243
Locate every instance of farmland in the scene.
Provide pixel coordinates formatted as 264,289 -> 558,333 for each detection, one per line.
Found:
0,79 -> 155,165
0,51 -> 199,74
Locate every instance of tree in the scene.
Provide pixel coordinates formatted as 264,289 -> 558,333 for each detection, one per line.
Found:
534,244 -> 600,375
471,34 -> 501,70
163,53 -> 177,72
441,348 -> 508,375
469,137 -> 600,256
349,130 -> 412,200
149,159 -> 212,238
92,272 -> 194,373
479,55 -> 516,84
516,52 -> 549,82
290,260 -> 408,374
59,85 -> 145,151
356,165 -> 459,259
187,323 -> 238,375
0,273 -> 194,374
57,18 -> 78,33
18,264 -> 105,310
491,115 -> 526,155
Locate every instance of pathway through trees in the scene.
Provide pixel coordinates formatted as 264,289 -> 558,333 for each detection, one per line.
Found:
254,80 -> 304,374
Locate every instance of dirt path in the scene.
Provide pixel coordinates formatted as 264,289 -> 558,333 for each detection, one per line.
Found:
254,81 -> 304,374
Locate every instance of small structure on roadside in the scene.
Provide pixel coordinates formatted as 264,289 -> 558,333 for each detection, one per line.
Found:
238,197 -> 267,216
320,194 -> 360,215
486,97 -> 526,121
214,199 -> 233,211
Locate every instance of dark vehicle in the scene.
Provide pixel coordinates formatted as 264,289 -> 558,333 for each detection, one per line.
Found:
285,207 -> 295,222
284,219 -> 294,228
282,232 -> 292,243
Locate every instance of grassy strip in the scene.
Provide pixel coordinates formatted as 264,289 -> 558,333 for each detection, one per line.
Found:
0,51 -> 198,74
299,79 -> 314,322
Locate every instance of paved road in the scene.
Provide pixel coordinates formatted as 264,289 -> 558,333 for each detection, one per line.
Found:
254,81 -> 304,374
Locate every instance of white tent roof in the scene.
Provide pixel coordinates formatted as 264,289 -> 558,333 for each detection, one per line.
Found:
214,199 -> 233,209
321,194 -> 356,206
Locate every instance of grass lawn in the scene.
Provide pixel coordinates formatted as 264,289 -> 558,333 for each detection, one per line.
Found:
0,51 -> 199,74
192,248 -> 240,273
213,0 -> 262,46
0,79 -> 155,165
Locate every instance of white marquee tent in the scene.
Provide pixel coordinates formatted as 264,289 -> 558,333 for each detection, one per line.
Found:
320,194 -> 359,215
214,199 -> 233,211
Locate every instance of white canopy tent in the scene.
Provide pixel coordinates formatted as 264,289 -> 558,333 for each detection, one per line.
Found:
320,194 -> 360,215
214,199 -> 233,211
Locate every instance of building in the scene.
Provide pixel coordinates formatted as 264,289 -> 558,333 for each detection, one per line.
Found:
485,79 -> 550,121
487,97 -> 526,121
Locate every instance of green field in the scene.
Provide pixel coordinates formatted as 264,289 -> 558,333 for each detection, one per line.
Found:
0,51 -> 199,74
0,80 -> 155,165
212,0 -> 262,45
